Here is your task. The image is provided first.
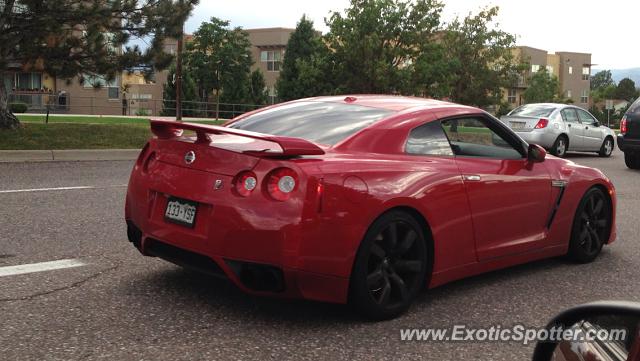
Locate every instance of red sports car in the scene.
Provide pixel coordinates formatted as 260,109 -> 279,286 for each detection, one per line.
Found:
125,95 -> 616,319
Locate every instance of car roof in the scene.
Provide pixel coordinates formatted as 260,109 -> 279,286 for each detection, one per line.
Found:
295,95 -> 459,112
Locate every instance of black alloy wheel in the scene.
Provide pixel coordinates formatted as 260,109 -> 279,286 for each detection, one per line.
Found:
350,211 -> 428,320
567,188 -> 612,263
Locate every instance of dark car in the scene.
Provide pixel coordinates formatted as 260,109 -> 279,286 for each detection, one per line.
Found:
618,97 -> 640,169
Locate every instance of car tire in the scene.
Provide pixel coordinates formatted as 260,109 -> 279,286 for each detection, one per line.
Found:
598,137 -> 614,157
567,188 -> 612,263
624,152 -> 640,169
349,211 -> 429,320
551,135 -> 568,157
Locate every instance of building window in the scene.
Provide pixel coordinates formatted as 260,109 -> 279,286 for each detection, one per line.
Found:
546,65 -> 554,74
108,87 -> 119,99
581,89 -> 589,103
568,66 -> 573,74
566,90 -> 572,98
84,74 -> 119,99
266,86 -> 277,104
164,44 -> 177,55
508,88 -> 517,104
260,50 -> 282,72
531,64 -> 540,73
14,72 -> 42,91
582,66 -> 590,81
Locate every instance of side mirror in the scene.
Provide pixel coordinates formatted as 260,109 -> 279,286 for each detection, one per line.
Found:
528,144 -> 546,163
532,301 -> 640,361
594,121 -> 601,127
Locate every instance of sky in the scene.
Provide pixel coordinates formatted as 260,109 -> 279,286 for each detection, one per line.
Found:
185,0 -> 639,70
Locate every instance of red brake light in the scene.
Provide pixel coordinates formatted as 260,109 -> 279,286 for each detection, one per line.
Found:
235,171 -> 257,197
621,116 -> 628,134
535,118 -> 549,129
266,168 -> 298,201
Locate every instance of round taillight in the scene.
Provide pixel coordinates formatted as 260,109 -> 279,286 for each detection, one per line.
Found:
235,171 -> 257,197
267,168 -> 298,201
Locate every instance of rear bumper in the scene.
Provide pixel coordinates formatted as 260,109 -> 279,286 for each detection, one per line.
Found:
126,220 -> 350,304
617,134 -> 640,152
514,130 -> 557,149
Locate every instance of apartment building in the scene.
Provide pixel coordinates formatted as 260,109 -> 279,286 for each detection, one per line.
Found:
246,27 -> 294,103
505,46 -> 592,108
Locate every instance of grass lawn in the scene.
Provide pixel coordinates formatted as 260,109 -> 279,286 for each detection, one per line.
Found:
16,114 -> 225,126
0,123 -> 152,150
1,117 -> 228,150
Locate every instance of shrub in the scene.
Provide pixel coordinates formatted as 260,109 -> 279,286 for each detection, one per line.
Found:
9,102 -> 28,113
135,108 -> 150,116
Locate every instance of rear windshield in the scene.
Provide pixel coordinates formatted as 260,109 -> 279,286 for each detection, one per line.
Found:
228,101 -> 394,145
629,97 -> 640,114
509,104 -> 556,118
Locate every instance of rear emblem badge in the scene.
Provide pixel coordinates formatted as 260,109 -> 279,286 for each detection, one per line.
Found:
184,151 -> 196,164
214,179 -> 223,190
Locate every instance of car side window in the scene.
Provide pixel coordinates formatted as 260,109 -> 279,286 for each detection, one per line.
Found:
406,121 -> 454,156
576,109 -> 596,125
561,108 -> 580,123
440,117 -> 523,159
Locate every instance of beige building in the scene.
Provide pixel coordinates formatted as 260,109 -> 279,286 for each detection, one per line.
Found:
4,28 -> 294,115
246,27 -> 294,103
505,46 -> 592,109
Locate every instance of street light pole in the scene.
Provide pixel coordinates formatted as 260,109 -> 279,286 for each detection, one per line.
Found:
175,25 -> 184,121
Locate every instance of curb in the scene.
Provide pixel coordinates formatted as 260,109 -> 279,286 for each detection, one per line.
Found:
0,149 -> 141,163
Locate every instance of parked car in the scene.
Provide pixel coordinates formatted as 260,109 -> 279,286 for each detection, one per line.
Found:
501,103 -> 616,158
126,96 -> 616,320
617,97 -> 640,169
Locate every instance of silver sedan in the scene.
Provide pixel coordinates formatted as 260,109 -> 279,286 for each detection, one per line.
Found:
500,103 -> 616,157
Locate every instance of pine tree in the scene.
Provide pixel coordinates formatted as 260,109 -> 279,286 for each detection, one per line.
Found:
0,0 -> 198,129
276,15 -> 332,101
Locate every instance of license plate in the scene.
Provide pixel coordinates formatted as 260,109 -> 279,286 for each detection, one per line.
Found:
164,197 -> 198,228
510,122 -> 526,130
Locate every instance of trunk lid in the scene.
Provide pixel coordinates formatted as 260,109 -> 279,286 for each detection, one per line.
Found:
500,115 -> 545,133
625,101 -> 640,138
148,120 -> 326,176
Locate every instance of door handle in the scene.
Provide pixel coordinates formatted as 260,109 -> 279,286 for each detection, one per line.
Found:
463,175 -> 481,181
568,124 -> 571,127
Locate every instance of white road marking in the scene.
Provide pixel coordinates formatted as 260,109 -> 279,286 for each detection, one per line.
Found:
0,259 -> 87,277
0,184 -> 126,194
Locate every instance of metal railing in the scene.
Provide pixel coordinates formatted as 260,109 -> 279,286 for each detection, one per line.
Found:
7,92 -> 267,119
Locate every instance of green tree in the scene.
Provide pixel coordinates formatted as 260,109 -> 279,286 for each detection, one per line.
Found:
522,69 -> 560,103
591,70 -> 615,91
276,15 -> 333,101
246,69 -> 268,105
325,0 -> 445,94
442,6 -> 520,108
188,17 -> 253,119
162,63 -> 198,117
0,0 -> 198,129
615,78 -> 639,101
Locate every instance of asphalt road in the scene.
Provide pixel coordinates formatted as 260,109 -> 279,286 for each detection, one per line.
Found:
1,152 -> 639,361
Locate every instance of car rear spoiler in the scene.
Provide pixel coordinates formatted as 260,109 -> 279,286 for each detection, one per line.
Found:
149,119 -> 325,157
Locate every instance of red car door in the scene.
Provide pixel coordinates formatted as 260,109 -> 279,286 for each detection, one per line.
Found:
440,115 -> 554,261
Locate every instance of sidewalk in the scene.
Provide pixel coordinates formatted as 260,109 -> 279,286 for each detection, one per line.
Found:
0,149 -> 141,163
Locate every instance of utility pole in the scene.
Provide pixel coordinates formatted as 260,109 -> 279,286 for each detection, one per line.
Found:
175,25 -> 184,121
